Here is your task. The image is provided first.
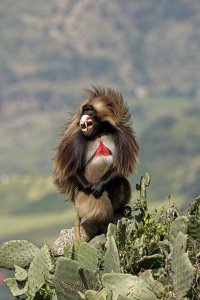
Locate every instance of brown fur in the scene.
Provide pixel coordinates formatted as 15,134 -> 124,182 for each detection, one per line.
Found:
53,86 -> 139,226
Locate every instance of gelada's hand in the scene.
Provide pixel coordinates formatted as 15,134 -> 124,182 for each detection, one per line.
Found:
91,183 -> 103,198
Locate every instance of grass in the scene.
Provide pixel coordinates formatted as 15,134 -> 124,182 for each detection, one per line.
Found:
0,176 -> 64,213
0,210 -> 75,245
0,175 -> 75,245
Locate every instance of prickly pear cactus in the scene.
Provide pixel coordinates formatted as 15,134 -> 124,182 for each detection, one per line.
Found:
54,256 -> 100,300
84,288 -> 109,300
171,231 -> 196,298
4,244 -> 56,300
0,240 -> 39,269
139,270 -> 165,299
138,253 -> 164,270
4,278 -> 28,297
27,244 -> 55,298
136,173 -> 150,201
188,196 -> 200,241
116,218 -> 127,251
104,223 -> 121,273
131,173 -> 151,225
102,273 -> 158,299
188,216 -> 200,241
4,265 -> 28,297
15,264 -> 28,281
188,195 -> 200,217
169,216 -> 189,244
64,242 -> 98,271
55,241 -> 101,299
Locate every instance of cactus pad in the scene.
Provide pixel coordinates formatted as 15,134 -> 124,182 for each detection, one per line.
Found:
169,216 -> 188,244
171,231 -> 196,298
14,265 -> 27,281
55,256 -> 100,300
0,240 -> 39,269
102,273 -> 158,299
104,224 -> 121,273
64,242 -> 98,271
27,244 -> 55,298
4,278 -> 28,297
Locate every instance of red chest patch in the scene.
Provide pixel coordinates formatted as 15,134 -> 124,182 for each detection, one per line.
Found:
94,137 -> 111,157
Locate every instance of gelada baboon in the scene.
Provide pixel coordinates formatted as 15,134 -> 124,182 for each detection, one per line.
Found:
54,87 -> 139,241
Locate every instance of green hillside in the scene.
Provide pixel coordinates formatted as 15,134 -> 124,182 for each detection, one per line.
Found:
0,175 -> 75,244
137,98 -> 200,204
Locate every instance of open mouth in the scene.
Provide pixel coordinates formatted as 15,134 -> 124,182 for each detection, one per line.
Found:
80,115 -> 94,133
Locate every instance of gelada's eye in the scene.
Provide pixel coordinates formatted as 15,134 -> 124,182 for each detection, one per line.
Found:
82,104 -> 93,114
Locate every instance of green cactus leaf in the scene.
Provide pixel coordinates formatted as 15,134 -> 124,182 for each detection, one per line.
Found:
116,219 -> 127,251
188,215 -> 200,241
85,288 -> 108,300
64,243 -> 82,261
104,224 -> 121,273
14,265 -> 27,281
27,244 -> 55,298
136,173 -> 150,204
0,240 -> 39,269
77,243 -> 98,271
4,278 -> 28,297
172,231 -> 188,254
139,270 -> 165,298
106,290 -> 113,300
102,273 -> 158,300
56,285 -> 81,300
41,244 -> 55,273
51,294 -> 59,300
55,257 -> 100,300
117,296 -> 130,300
64,243 -> 74,259
169,216 -> 189,244
64,242 -> 98,271
138,254 -> 164,269
85,290 -> 98,299
188,196 -> 200,217
171,232 -> 196,298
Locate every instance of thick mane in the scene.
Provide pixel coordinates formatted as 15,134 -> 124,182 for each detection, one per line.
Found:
54,86 -> 139,199
54,117 -> 86,178
85,86 -> 131,128
113,124 -> 139,177
86,86 -> 123,102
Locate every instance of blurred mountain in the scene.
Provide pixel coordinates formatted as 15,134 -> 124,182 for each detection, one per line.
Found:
0,0 -> 200,114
